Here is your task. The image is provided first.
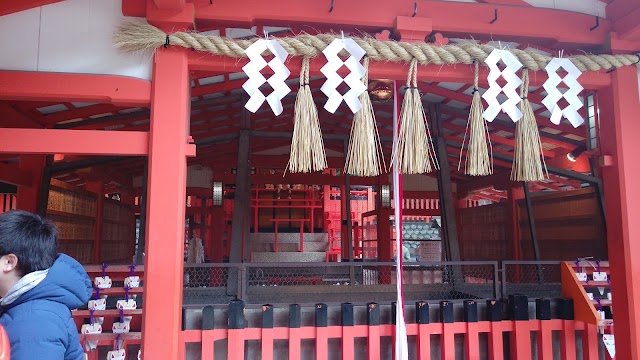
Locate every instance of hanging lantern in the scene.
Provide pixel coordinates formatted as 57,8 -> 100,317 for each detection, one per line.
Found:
368,79 -> 394,102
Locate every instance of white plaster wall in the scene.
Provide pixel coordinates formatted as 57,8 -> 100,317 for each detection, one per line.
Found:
0,0 -> 152,80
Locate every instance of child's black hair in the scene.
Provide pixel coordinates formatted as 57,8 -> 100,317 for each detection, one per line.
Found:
0,210 -> 58,274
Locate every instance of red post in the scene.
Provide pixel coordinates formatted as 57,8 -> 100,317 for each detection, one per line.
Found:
537,320 -> 554,360
341,184 -> 349,259
274,220 -> 279,253
141,48 -> 192,360
353,222 -> 360,258
560,320 -> 576,360
228,329 -> 244,360
316,327 -> 329,360
210,207 -> 225,262
377,207 -> 392,262
417,324 -> 430,359
289,327 -> 301,359
16,155 -> 45,213
508,188 -> 520,261
598,65 -> 640,360
299,220 -> 304,252
487,322 -> 504,360
440,323 -> 455,360
368,324 -> 380,360
85,181 -> 104,264
261,327 -> 273,360
582,323 -> 599,360
510,321 -> 531,360
464,322 -> 480,360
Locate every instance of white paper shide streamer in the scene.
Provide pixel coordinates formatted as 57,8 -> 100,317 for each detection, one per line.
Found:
542,58 -> 584,128
320,37 -> 367,114
242,39 -> 291,115
483,49 -> 523,123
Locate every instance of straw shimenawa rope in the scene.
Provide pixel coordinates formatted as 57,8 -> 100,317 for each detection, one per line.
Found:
114,20 -> 640,72
391,59 -> 439,174
287,57 -> 327,173
459,61 -> 493,176
345,57 -> 386,177
511,69 -> 548,182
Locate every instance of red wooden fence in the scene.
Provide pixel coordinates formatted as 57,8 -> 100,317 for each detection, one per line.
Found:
179,319 -> 599,360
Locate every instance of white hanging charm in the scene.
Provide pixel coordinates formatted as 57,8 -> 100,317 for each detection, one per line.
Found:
482,49 -> 523,122
242,38 -> 291,115
602,334 -> 615,358
320,36 -> 367,114
542,58 -> 584,127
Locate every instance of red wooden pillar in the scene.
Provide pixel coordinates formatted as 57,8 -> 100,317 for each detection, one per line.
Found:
85,181 -> 104,264
341,184 -> 349,259
508,188 -> 520,260
121,192 -> 137,261
598,65 -> 640,360
16,154 -> 45,213
141,48 -> 192,360
210,207 -> 225,262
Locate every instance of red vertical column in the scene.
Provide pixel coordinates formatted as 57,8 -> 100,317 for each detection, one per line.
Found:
85,181 -> 104,264
598,65 -> 640,360
341,184 -> 349,259
508,188 -> 520,261
121,192 -> 137,261
141,48 -> 192,360
210,207 -> 225,262
16,155 -> 45,213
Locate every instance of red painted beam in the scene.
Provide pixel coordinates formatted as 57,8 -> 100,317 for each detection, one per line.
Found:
475,0 -> 531,6
41,104 -> 124,126
0,0 -> 64,16
153,0 -> 185,11
613,7 -> 640,41
0,102 -> 43,128
187,51 -> 611,89
0,129 -> 150,156
183,0 -> 612,46
0,72 -> 151,107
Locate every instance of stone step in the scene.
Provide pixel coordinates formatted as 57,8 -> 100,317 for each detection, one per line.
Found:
251,242 -> 328,253
251,251 -> 327,263
250,232 -> 328,243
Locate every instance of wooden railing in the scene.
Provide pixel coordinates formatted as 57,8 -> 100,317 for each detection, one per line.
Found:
181,300 -> 601,360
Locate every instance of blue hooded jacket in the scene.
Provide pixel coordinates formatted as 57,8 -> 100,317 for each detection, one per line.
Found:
0,254 -> 92,360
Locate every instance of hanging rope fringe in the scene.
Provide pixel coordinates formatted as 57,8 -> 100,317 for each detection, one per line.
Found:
287,57 -> 327,173
459,61 -> 493,176
345,57 -> 386,176
511,69 -> 548,182
114,20 -> 640,72
391,59 -> 438,174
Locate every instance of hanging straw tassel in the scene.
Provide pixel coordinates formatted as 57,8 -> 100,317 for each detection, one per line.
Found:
391,59 -> 438,174
345,57 -> 386,177
459,61 -> 493,176
511,68 -> 548,181
287,57 -> 327,173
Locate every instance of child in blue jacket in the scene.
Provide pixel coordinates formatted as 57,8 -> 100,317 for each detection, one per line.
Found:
0,210 -> 92,360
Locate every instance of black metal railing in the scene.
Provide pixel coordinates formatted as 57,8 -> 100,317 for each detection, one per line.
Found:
182,260 -> 564,305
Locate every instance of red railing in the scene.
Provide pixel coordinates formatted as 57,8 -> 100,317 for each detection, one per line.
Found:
180,319 -> 599,359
